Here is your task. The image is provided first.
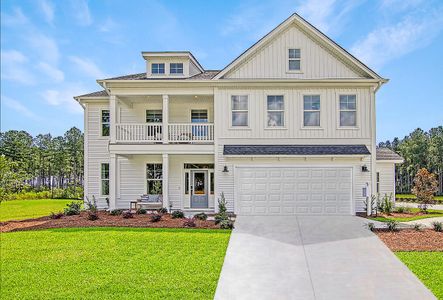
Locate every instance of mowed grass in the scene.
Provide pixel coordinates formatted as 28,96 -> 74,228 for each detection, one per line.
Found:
396,252 -> 443,299
0,227 -> 231,300
370,208 -> 443,222
0,199 -> 82,222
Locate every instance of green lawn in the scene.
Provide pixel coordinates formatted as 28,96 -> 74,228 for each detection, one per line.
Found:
0,199 -> 82,222
396,194 -> 443,203
370,208 -> 443,222
0,227 -> 231,299
396,252 -> 443,299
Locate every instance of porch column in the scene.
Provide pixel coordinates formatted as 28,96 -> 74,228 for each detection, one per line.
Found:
109,95 -> 118,144
162,153 -> 169,210
162,95 -> 169,144
109,153 -> 118,210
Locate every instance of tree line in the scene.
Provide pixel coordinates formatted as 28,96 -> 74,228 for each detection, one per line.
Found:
379,126 -> 443,195
0,127 -> 84,199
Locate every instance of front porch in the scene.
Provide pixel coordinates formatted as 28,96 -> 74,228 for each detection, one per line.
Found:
108,153 -> 216,211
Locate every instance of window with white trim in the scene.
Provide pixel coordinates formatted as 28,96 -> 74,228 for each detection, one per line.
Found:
146,164 -> 163,194
231,95 -> 248,126
170,63 -> 183,74
101,110 -> 110,136
151,63 -> 165,74
146,110 -> 162,123
376,172 -> 380,193
101,163 -> 109,196
303,95 -> 320,126
267,95 -> 284,127
288,48 -> 301,71
339,95 -> 357,127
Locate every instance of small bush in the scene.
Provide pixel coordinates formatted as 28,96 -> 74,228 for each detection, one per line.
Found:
218,192 -> 227,214
386,220 -> 399,232
183,217 -> 196,227
171,210 -> 185,219
378,193 -> 394,214
412,168 -> 438,212
136,208 -> 147,215
64,201 -> 81,216
214,212 -> 228,225
367,222 -> 375,231
122,211 -> 133,219
110,209 -> 123,216
219,219 -> 234,229
395,206 -> 412,214
157,207 -> 168,214
193,212 -> 208,221
150,213 -> 162,222
413,223 -> 422,231
49,212 -> 63,219
432,221 -> 442,232
87,211 -> 99,221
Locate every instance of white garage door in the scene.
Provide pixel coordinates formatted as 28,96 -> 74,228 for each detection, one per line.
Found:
236,167 -> 352,215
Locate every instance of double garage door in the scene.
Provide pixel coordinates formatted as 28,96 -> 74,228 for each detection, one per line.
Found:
236,167 -> 353,215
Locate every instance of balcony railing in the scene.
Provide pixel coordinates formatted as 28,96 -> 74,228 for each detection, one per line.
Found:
115,123 -> 214,143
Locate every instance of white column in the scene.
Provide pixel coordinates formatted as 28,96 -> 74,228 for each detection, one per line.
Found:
162,153 -> 169,210
369,88 -> 377,216
109,153 -> 118,210
162,95 -> 169,144
110,95 -> 118,144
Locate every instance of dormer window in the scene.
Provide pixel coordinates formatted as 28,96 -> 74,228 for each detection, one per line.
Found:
170,63 -> 183,74
288,48 -> 301,71
152,63 -> 165,74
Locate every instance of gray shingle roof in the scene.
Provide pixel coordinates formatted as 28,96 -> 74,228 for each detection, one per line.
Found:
103,70 -> 219,81
376,148 -> 403,161
76,90 -> 109,98
223,145 -> 371,156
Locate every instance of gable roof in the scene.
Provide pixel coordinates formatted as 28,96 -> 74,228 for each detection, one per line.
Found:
76,90 -> 108,98
214,13 -> 385,81
102,70 -> 219,81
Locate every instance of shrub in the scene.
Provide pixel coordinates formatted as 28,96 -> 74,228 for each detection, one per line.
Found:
386,220 -> 399,232
432,221 -> 442,232
87,211 -> 99,221
413,223 -> 422,231
64,201 -> 82,216
219,219 -> 234,229
136,208 -> 147,215
122,211 -> 133,219
412,168 -> 438,213
218,192 -> 227,214
150,213 -> 162,222
183,217 -> 196,227
49,212 -> 63,219
214,212 -> 228,225
171,210 -> 185,219
110,209 -> 123,216
193,212 -> 208,221
157,207 -> 168,214
85,196 -> 98,213
395,206 -> 412,214
378,193 -> 394,214
366,222 -> 375,231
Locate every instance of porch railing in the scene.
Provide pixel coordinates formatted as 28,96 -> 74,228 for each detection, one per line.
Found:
168,123 -> 214,143
115,123 -> 162,142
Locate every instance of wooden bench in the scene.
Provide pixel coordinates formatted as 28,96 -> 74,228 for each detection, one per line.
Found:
130,195 -> 163,211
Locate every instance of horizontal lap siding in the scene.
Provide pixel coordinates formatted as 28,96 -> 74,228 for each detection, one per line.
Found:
376,163 -> 395,198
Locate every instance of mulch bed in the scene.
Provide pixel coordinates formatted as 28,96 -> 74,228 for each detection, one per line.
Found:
375,229 -> 443,251
377,212 -> 437,219
0,211 -> 221,233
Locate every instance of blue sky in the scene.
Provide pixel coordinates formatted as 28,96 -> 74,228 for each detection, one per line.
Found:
1,0 -> 442,142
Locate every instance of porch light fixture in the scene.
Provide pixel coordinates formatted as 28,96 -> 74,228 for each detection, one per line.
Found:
222,166 -> 229,173
361,165 -> 369,172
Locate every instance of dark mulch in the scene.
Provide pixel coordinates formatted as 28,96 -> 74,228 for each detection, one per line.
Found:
0,211 -> 220,233
375,229 -> 443,251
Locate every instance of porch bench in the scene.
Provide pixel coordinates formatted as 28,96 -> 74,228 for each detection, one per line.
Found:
132,195 -> 163,211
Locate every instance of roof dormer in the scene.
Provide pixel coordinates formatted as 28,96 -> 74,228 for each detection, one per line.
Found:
142,51 -> 204,78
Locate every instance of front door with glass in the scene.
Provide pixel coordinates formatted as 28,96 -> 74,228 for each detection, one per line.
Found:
190,170 -> 208,208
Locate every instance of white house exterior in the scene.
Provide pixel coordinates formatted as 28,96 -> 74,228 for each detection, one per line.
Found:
75,13 -> 403,216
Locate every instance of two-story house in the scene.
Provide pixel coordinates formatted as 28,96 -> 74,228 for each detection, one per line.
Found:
75,13 -> 403,216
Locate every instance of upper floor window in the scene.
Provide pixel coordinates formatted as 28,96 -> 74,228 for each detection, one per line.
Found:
101,110 -> 110,136
267,95 -> 284,127
170,63 -> 183,74
101,163 -> 109,196
288,48 -> 301,71
151,63 -> 165,74
146,110 -> 162,123
303,95 -> 320,127
231,95 -> 248,127
339,95 -> 357,127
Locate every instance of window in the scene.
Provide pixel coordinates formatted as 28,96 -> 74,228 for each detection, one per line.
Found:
191,110 -> 208,123
288,48 -> 301,71
376,172 -> 380,193
146,110 -> 163,123
303,95 -> 321,126
231,95 -> 248,126
101,163 -> 109,196
170,63 -> 183,74
210,172 -> 214,195
184,163 -> 214,169
267,95 -> 284,127
184,172 -> 189,195
151,63 -> 165,74
101,110 -> 110,136
146,164 -> 162,194
339,95 -> 357,127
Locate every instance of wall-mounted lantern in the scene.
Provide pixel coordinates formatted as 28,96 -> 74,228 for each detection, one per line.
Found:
222,166 -> 229,173
361,165 -> 369,172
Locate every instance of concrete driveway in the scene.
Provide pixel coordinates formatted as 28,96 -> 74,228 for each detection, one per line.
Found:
215,216 -> 435,300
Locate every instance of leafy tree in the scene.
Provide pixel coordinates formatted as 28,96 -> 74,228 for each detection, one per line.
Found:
412,168 -> 438,212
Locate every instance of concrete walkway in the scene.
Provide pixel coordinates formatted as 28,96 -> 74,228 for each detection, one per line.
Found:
401,216 -> 443,228
215,216 -> 435,300
396,202 -> 443,211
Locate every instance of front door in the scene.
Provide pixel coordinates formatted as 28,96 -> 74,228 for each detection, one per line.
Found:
191,170 -> 208,208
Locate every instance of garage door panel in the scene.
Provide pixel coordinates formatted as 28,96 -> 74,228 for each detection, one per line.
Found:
237,167 -> 352,215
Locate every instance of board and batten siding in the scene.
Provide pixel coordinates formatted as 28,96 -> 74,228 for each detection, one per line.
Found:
376,162 -> 396,198
224,24 -> 364,79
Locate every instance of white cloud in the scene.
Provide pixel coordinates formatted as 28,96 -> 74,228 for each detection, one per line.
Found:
1,50 -> 35,85
38,0 -> 55,24
351,11 -> 443,69
380,0 -> 425,12
72,0 -> 92,26
69,56 -> 105,79
1,7 -> 29,26
41,85 -> 85,114
2,96 -> 41,121
98,17 -> 118,32
26,32 -> 60,64
37,62 -> 64,82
